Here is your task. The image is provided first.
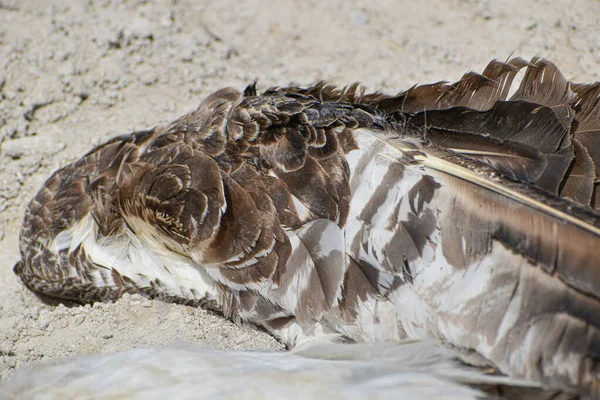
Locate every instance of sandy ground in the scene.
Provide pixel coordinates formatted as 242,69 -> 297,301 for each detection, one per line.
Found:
1,0 -> 599,383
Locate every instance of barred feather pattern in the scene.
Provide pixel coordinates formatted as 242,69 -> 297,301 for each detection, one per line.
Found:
12,58 -> 600,398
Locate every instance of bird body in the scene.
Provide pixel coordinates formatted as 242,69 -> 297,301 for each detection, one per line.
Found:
11,58 -> 600,397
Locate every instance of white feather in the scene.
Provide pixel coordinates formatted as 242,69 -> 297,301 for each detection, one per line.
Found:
54,213 -> 218,301
2,340 -> 539,400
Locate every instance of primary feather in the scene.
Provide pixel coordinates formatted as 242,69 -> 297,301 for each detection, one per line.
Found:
12,58 -> 600,398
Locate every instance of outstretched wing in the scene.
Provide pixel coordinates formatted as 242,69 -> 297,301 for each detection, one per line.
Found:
14,58 -> 600,396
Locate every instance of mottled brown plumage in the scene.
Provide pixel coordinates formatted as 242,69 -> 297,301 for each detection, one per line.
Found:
13,58 -> 600,398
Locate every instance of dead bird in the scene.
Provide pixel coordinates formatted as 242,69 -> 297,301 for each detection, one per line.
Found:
12,57 -> 600,398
